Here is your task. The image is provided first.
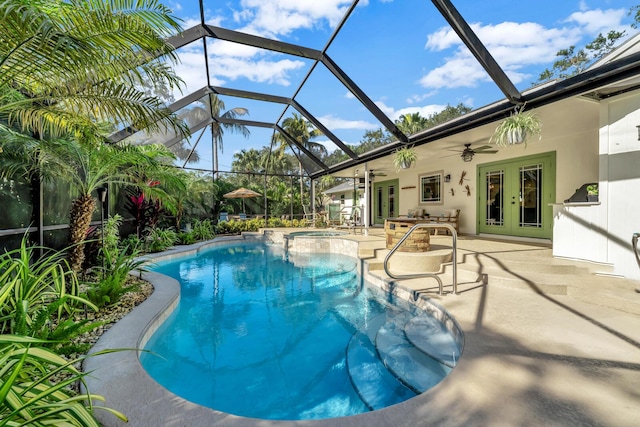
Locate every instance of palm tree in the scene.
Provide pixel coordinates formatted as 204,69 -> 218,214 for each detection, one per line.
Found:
395,112 -> 429,136
175,94 -> 250,175
0,136 -> 185,271
207,95 -> 250,175
276,113 -> 325,209
0,0 -> 188,144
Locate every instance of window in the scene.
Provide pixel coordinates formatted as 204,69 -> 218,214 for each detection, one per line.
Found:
419,171 -> 443,204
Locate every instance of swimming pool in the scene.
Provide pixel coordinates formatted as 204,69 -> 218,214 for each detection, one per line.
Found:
141,240 -> 459,420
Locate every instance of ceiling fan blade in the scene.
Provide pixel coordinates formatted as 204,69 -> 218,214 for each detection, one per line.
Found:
476,149 -> 499,154
440,152 -> 461,158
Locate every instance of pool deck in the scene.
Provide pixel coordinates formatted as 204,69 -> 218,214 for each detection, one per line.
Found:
84,229 -> 640,427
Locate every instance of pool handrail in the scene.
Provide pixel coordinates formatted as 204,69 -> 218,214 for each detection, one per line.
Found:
383,222 -> 457,295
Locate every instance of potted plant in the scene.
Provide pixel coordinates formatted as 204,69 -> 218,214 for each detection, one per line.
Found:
393,146 -> 417,170
491,106 -> 542,147
586,184 -> 598,202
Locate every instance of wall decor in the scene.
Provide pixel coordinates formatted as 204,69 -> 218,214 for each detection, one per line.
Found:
444,174 -> 451,182
401,185 -> 416,190
459,170 -> 467,186
465,184 -> 471,196
450,188 -> 455,196
419,171 -> 443,205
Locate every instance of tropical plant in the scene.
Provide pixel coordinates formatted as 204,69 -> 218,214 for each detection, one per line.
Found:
276,113 -> 325,208
395,112 -> 429,135
144,227 -> 178,252
0,139 -> 184,271
191,219 -> 215,241
175,94 -> 251,174
178,231 -> 197,245
0,334 -> 127,426
491,107 -> 542,147
0,0 -> 187,144
85,248 -> 144,309
99,214 -> 123,264
0,235 -> 97,336
393,146 -> 418,170
587,184 -> 598,195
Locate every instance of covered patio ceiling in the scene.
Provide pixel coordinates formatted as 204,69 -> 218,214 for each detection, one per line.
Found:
109,0 -> 640,180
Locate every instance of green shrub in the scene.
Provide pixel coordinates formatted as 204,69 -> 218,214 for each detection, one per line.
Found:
13,296 -> 102,355
178,231 -> 197,245
99,214 -> 122,259
0,236 -> 96,336
120,234 -> 143,255
191,219 -> 215,241
144,227 -> 178,252
0,335 -> 127,426
84,246 -> 145,309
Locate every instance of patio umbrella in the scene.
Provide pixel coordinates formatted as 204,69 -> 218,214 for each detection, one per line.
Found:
223,187 -> 261,213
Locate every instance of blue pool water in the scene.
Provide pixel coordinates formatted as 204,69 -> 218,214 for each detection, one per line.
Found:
141,241 -> 458,420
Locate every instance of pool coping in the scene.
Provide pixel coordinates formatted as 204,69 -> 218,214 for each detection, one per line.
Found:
83,233 -> 462,427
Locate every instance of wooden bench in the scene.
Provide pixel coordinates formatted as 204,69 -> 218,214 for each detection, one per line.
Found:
398,208 -> 461,236
429,209 -> 460,235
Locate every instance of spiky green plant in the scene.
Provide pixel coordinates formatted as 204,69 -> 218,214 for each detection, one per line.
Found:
0,235 -> 97,336
0,334 -> 127,426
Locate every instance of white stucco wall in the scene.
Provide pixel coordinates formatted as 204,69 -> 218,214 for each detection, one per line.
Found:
390,97 -> 600,236
599,89 -> 640,279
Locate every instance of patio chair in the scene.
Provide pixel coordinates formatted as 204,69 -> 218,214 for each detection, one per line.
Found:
219,212 -> 229,222
303,205 -> 313,220
343,206 -> 363,234
239,213 -> 247,220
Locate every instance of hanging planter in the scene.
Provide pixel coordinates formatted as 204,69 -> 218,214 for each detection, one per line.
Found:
393,146 -> 417,171
491,106 -> 542,147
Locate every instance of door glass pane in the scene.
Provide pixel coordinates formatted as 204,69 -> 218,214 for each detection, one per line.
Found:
520,164 -> 542,228
388,186 -> 396,218
376,187 -> 383,219
486,170 -> 503,226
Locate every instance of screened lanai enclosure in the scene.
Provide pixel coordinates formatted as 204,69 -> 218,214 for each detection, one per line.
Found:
2,0 -> 640,250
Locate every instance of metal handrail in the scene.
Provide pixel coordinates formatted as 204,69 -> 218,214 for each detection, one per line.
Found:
383,222 -> 458,295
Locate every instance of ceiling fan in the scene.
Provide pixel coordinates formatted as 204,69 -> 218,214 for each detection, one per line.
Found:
448,143 -> 498,162
368,169 -> 388,179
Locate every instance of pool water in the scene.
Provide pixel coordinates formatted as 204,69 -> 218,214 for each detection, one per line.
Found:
141,241 -> 457,420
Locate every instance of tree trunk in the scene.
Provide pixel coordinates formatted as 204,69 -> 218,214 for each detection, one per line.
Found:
69,193 -> 96,272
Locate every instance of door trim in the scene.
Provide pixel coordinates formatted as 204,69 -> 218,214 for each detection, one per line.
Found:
477,152 -> 556,239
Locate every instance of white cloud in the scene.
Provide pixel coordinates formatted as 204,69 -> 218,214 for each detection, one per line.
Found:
406,91 -> 438,104
566,8 -> 628,35
235,0 -> 356,38
317,115 -> 378,130
419,5 -> 629,90
375,100 -> 446,122
419,56 -> 489,89
210,56 -> 307,86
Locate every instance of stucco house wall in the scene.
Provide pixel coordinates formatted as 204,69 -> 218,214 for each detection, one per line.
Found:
392,97 -> 600,236
600,89 -> 640,279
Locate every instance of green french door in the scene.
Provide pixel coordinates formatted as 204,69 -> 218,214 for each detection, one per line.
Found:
478,152 -> 555,239
373,179 -> 399,225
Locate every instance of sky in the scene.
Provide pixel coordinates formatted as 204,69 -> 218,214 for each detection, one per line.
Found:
153,0 -> 640,172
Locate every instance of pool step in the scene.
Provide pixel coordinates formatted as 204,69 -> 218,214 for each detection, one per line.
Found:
375,319 -> 450,393
346,332 -> 417,410
404,316 -> 460,368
